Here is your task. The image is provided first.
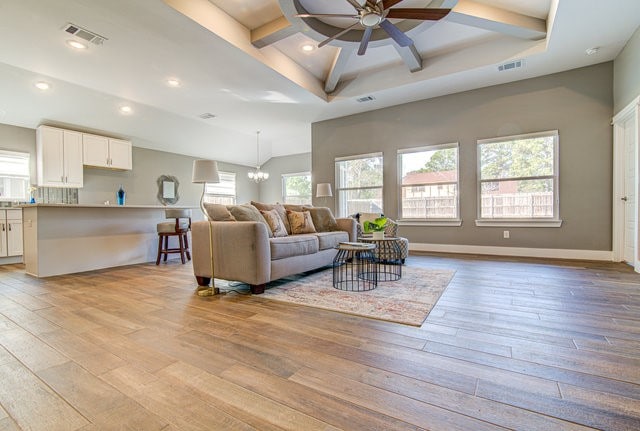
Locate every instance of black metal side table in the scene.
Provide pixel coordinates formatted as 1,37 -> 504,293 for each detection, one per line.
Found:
332,243 -> 377,291
358,237 -> 403,281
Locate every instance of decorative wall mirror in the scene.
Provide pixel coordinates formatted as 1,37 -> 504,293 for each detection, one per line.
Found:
157,175 -> 180,205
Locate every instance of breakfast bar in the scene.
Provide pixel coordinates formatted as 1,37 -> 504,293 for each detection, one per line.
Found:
22,204 -> 195,277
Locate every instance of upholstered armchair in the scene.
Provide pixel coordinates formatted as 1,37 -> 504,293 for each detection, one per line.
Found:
352,213 -> 409,263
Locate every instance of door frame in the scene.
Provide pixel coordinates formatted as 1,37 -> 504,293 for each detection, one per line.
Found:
612,96 -> 640,271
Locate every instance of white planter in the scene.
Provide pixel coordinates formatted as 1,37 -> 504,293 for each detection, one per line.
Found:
372,231 -> 384,240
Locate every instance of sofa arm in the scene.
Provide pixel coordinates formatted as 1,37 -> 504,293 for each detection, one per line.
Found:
336,217 -> 357,242
192,221 -> 271,286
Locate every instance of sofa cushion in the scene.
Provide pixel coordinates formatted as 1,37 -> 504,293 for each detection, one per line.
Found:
315,231 -> 349,250
228,204 -> 273,237
260,209 -> 288,237
269,234 -> 319,260
204,203 -> 236,221
251,201 -> 291,234
303,206 -> 339,232
287,210 -> 317,234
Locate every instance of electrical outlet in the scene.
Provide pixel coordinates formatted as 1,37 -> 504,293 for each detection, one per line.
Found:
503,230 -> 510,239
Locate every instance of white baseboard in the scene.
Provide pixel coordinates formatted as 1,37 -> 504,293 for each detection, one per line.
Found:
409,242 -> 614,261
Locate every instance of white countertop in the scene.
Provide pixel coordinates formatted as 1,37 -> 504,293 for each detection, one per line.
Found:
19,203 -> 196,209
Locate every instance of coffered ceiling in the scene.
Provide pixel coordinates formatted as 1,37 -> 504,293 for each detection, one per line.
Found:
0,0 -> 638,167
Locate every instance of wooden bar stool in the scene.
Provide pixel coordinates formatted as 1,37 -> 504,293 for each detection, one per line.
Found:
156,209 -> 191,264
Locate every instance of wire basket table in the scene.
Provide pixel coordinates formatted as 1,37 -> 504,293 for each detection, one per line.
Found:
332,242 -> 378,291
358,237 -> 403,281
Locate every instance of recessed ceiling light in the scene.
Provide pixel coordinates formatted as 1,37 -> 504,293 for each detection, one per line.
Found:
119,105 -> 133,114
585,47 -> 600,56
66,39 -> 88,50
34,81 -> 51,91
301,43 -> 315,53
166,78 -> 181,87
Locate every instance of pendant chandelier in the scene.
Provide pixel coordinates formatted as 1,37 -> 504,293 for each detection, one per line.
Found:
247,130 -> 269,182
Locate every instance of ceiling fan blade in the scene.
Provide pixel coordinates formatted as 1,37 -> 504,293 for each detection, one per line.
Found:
295,13 -> 359,19
379,19 -> 413,47
386,8 -> 451,20
382,0 -> 404,9
344,0 -> 364,12
318,22 -> 360,48
357,26 -> 373,56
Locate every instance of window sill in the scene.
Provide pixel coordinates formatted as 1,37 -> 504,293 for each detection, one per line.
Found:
397,219 -> 462,227
475,219 -> 563,228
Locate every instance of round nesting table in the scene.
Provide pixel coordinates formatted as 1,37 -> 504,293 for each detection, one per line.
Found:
332,243 -> 377,291
358,237 -> 403,281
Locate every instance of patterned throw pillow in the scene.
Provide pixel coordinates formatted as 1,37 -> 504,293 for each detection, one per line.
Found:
286,210 -> 317,234
251,201 -> 291,234
302,206 -> 339,232
260,209 -> 288,237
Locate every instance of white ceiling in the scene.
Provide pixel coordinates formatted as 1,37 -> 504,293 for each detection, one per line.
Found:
0,0 -> 638,167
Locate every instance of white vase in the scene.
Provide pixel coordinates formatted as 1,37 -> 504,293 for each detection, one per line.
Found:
372,231 -> 384,240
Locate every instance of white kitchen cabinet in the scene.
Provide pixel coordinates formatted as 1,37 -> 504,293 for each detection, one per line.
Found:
83,133 -> 132,170
0,209 -> 22,257
36,126 -> 83,187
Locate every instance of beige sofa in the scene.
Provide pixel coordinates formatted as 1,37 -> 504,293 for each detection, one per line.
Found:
191,203 -> 357,294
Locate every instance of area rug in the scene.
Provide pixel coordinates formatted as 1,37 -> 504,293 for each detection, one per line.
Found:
259,266 -> 455,326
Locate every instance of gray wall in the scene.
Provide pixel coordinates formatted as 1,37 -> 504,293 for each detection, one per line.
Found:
259,152 -> 311,203
614,25 -> 640,113
312,63 -> 614,251
0,123 -> 259,218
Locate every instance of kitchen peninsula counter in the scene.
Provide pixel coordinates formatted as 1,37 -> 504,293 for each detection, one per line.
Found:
22,203 -> 196,277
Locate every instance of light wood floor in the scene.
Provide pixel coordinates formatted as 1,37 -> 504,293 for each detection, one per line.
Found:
1,253 -> 640,430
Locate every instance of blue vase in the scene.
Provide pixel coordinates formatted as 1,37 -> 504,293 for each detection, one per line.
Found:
116,185 -> 126,205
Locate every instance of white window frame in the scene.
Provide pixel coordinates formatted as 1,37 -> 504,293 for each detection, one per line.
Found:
0,149 -> 30,202
204,171 -> 236,205
476,130 -> 562,227
335,152 -> 383,217
282,171 -> 312,205
397,143 -> 462,226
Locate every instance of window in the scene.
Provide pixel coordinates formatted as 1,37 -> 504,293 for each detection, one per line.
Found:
335,153 -> 383,217
398,144 -> 459,222
0,150 -> 29,201
282,172 -> 311,205
204,171 -> 236,205
477,130 -> 560,226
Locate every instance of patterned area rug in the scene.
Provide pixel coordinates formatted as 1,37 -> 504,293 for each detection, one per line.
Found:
259,265 -> 455,326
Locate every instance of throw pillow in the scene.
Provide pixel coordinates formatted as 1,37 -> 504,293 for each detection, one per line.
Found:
251,201 -> 291,234
302,206 -> 339,232
203,203 -> 236,221
260,209 -> 288,237
286,210 -> 317,234
283,204 -> 308,212
227,204 -> 273,238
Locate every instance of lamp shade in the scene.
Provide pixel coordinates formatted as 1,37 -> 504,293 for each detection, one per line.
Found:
316,183 -> 333,197
192,159 -> 220,184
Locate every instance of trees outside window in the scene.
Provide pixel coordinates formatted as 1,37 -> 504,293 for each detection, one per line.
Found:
335,153 -> 383,217
399,144 -> 459,220
282,173 -> 311,205
478,131 -> 559,221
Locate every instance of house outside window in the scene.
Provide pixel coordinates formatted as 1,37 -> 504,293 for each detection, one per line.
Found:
282,172 -> 311,205
335,153 -> 383,217
204,171 -> 236,205
398,144 -> 459,222
0,150 -> 30,201
477,130 -> 560,226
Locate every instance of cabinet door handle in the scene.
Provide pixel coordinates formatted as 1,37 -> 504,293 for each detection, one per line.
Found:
7,224 -> 10,231
1,224 -> 4,232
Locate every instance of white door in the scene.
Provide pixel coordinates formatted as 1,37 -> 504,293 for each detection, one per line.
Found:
7,220 -> 23,256
108,138 -> 132,170
83,134 -> 109,167
40,127 -> 65,186
623,115 -> 636,264
63,130 -> 84,187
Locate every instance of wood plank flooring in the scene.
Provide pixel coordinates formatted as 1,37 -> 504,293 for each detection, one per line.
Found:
0,253 -> 639,430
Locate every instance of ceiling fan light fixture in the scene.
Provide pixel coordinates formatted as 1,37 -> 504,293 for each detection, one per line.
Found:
361,12 -> 382,27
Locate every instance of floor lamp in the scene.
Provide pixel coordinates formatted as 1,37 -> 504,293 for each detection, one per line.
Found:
192,159 -> 220,296
316,183 -> 333,210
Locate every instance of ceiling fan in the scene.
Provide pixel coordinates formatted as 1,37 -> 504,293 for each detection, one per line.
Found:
295,0 -> 451,55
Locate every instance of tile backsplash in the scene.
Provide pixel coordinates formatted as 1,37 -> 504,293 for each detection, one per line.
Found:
36,187 -> 79,204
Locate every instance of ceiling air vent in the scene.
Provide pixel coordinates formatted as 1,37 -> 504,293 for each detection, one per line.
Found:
498,59 -> 524,72
63,23 -> 107,45
198,113 -> 217,120
356,95 -> 376,103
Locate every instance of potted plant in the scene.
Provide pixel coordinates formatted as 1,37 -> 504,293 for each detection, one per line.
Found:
363,216 -> 388,240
